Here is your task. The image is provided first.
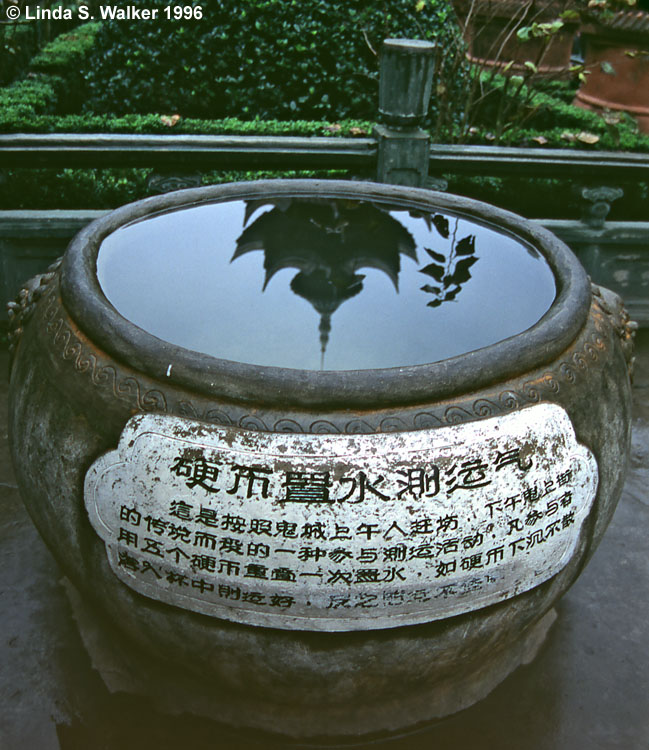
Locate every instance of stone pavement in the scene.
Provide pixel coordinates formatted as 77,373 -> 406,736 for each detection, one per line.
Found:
0,331 -> 647,750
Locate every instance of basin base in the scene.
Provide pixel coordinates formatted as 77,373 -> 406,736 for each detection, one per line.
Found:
63,578 -> 557,740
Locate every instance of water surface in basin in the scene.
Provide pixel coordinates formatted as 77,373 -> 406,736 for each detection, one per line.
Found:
97,197 -> 556,371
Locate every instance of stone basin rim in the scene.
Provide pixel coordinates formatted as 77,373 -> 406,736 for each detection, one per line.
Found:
60,179 -> 591,411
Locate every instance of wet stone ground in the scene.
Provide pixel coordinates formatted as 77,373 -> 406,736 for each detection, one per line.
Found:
1,332 -> 648,750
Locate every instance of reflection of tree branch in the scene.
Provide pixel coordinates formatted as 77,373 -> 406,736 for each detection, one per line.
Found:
419,215 -> 478,308
449,216 -> 459,278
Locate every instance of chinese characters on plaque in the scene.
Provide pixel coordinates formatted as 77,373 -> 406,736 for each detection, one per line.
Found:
85,404 -> 597,631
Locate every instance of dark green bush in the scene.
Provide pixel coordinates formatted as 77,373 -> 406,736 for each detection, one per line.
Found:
29,21 -> 100,74
1,24 -> 39,86
3,14 -> 649,214
0,20 -> 374,136
0,20 -> 369,133
0,21 -> 100,123
0,74 -> 62,120
30,22 -> 100,111
0,167 -> 348,209
445,174 -> 649,221
0,2 -> 94,86
460,71 -> 649,150
0,110 -> 372,136
80,0 -> 456,120
0,167 -> 151,209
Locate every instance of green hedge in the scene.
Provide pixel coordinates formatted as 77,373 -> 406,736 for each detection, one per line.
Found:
0,168 -> 350,210
0,111 -> 373,136
2,13 -> 649,213
1,24 -> 39,86
80,0 -> 456,120
2,17 -> 648,151
0,21 -> 100,122
0,74 -> 58,117
0,19 -> 371,136
0,167 -> 151,209
0,20 -> 369,210
0,5 -> 88,86
29,22 -> 100,73
445,174 -> 649,221
458,72 -> 649,151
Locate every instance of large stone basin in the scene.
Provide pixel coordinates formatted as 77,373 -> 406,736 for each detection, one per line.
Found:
7,179 -> 634,738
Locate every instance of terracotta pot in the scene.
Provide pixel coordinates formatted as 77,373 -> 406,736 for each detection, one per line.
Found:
454,0 -> 578,77
7,180 -> 634,739
574,12 -> 649,133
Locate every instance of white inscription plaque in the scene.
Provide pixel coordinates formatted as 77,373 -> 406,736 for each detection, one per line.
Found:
85,404 -> 598,631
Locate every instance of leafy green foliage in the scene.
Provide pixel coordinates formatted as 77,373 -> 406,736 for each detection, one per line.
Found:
0,167 -> 151,209
445,173 -> 649,221
0,167 -> 348,210
0,75 -> 62,120
29,22 -> 100,73
0,3 -> 95,86
0,21 -> 100,120
0,110 -> 372,136
516,19 -> 565,42
461,71 -> 649,150
0,19 -> 368,134
0,24 -> 39,86
80,0 -> 454,120
2,12 -> 649,216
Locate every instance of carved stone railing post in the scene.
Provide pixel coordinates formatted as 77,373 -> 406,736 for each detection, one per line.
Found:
147,171 -> 202,196
573,184 -> 625,281
579,185 -> 624,229
374,39 -> 435,188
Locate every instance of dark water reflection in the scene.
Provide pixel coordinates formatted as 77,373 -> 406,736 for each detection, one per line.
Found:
97,197 -> 556,371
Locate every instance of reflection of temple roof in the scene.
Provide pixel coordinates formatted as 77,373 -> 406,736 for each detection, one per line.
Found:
233,198 -> 418,364
233,198 -> 417,292
289,269 -> 364,365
